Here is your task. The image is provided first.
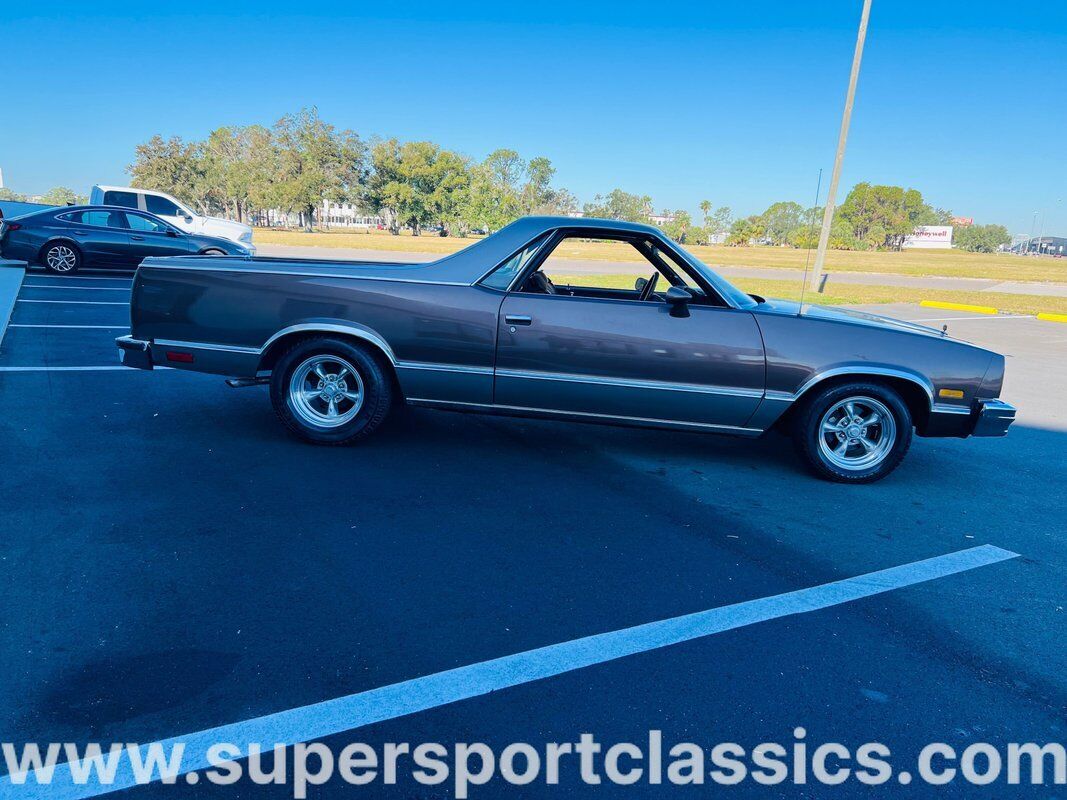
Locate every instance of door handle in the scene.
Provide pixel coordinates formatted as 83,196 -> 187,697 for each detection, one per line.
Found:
130,235 -> 145,241
74,230 -> 88,236
505,315 -> 532,326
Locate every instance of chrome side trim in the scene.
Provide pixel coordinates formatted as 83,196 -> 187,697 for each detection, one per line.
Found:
258,324 -> 398,364
786,366 -> 936,404
495,367 -> 764,398
406,397 -> 764,434
153,338 -> 260,355
140,262 -> 465,286
396,361 -> 494,376
931,403 -> 973,416
762,389 -> 796,403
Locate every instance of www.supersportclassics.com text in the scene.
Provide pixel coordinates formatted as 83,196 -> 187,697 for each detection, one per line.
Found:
5,729 -> 1066,797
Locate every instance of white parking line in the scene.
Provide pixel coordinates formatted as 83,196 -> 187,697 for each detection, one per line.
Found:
0,366 -> 136,371
16,299 -> 128,305
25,273 -> 132,282
9,324 -> 127,329
0,544 -> 1017,799
916,315 -> 1034,322
22,284 -> 131,291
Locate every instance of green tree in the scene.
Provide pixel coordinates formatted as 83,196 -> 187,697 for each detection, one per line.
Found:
726,215 -> 766,246
758,201 -> 805,246
37,186 -> 87,206
364,139 -> 470,235
128,135 -> 210,213
461,149 -> 526,233
0,188 -> 28,202
837,183 -> 949,250
583,189 -> 653,223
203,125 -> 277,223
955,223 -> 1011,253
520,156 -> 576,216
272,107 -> 366,230
659,210 -> 695,243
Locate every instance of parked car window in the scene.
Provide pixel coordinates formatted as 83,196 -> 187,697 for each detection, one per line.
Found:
102,190 -> 138,209
126,213 -> 169,233
519,234 -> 711,302
145,195 -> 181,217
65,210 -> 128,229
480,234 -> 550,291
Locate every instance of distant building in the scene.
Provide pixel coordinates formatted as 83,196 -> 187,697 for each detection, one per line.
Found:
1013,236 -> 1066,256
649,212 -> 676,226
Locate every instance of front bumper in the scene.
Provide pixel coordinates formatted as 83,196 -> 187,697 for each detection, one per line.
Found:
971,398 -> 1016,437
116,335 -> 153,370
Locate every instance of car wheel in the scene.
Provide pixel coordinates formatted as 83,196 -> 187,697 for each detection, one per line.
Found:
269,337 -> 393,445
792,382 -> 913,483
42,242 -> 81,274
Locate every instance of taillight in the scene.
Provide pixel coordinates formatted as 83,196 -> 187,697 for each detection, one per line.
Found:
5,223 -> 20,231
165,351 -> 194,363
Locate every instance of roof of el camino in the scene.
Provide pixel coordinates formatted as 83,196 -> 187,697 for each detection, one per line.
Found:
139,216 -> 667,286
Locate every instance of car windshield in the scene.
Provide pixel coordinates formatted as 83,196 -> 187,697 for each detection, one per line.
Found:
663,237 -> 759,309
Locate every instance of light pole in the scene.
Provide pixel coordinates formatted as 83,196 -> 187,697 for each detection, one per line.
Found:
809,0 -> 874,291
1029,210 -> 1038,254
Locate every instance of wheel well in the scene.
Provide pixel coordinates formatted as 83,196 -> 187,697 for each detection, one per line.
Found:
257,331 -> 403,398
198,248 -> 226,255
775,374 -> 931,433
38,238 -> 82,262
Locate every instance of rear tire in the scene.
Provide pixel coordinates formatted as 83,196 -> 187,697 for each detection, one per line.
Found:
792,382 -> 913,483
269,337 -> 392,445
42,242 -> 81,274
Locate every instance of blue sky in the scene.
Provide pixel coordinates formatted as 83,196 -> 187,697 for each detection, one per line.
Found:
2,0 -> 1064,234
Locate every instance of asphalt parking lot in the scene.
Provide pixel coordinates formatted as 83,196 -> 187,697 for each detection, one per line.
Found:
1,268 -> 1065,797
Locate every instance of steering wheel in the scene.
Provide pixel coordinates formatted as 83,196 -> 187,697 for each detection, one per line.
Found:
638,272 -> 659,302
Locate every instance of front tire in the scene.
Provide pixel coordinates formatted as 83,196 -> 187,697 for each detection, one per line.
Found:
792,382 -> 913,483
42,242 -> 81,274
269,337 -> 392,445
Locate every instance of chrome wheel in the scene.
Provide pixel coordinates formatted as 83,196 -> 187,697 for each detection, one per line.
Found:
45,245 -> 77,272
817,396 -> 897,472
287,355 -> 364,429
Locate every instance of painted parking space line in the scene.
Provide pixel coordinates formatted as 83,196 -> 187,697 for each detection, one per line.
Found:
22,285 -> 131,291
8,324 -> 127,329
0,366 -> 166,372
16,299 -> 128,306
916,315 -> 1034,322
0,544 -> 1017,799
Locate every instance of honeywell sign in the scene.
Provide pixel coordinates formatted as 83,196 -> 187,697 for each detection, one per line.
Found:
903,225 -> 954,249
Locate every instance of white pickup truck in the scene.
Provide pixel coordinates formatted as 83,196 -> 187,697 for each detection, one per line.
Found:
89,185 -> 254,248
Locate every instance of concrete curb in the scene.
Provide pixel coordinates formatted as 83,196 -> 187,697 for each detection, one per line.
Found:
0,259 -> 27,348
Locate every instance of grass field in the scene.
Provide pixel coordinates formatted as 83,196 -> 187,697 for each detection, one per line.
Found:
255,228 -> 1067,283
552,273 -> 1067,317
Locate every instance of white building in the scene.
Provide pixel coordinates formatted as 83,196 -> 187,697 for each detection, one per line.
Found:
320,200 -> 383,229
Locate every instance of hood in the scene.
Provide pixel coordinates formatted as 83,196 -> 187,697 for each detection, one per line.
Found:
203,216 -> 252,235
753,297 -> 947,339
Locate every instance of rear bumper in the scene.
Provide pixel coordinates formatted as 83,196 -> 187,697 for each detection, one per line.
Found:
971,398 -> 1016,437
116,335 -> 153,370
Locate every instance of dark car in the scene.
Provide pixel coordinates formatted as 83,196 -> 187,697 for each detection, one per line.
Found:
116,216 -> 1015,483
0,205 -> 252,273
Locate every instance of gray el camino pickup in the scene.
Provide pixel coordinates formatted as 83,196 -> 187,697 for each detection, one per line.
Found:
117,216 -> 1015,482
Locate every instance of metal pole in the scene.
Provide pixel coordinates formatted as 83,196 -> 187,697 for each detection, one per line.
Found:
809,0 -> 873,289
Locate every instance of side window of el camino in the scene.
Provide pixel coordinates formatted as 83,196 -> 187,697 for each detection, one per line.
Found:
512,234 -> 711,303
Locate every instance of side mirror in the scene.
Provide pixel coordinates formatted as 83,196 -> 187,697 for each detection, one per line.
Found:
182,215 -> 193,224
665,285 -> 691,318
634,277 -> 648,293
166,229 -> 179,237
